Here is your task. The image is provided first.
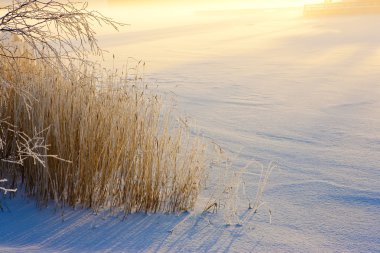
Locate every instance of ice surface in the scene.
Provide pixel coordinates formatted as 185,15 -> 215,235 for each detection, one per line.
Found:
1,7 -> 379,253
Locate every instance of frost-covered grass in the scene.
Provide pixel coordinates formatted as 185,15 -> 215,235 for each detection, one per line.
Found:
0,54 -> 205,214
1,4 -> 380,253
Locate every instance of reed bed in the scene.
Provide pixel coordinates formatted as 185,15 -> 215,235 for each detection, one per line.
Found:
0,55 -> 205,214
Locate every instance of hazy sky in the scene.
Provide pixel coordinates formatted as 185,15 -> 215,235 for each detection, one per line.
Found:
107,0 -> 321,8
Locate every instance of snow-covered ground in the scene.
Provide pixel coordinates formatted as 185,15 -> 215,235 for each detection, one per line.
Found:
1,7 -> 380,253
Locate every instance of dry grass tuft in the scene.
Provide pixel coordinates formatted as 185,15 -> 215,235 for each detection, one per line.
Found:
0,54 -> 205,214
202,145 -> 275,226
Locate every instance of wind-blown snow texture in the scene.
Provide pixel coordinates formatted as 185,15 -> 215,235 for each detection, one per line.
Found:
1,8 -> 380,253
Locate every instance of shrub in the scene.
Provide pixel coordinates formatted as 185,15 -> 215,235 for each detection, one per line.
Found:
0,0 -> 205,214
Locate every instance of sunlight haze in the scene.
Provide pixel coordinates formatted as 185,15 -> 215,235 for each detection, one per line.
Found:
106,0 -> 322,8
1,0 -> 380,252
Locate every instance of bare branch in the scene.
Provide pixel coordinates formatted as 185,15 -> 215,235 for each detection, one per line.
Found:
0,178 -> 17,194
0,0 -> 123,69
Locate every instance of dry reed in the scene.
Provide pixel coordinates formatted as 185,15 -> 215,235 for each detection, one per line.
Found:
202,145 -> 275,225
0,53 -> 205,214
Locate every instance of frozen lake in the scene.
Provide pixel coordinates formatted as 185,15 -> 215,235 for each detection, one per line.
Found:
1,4 -> 380,253
99,7 -> 380,251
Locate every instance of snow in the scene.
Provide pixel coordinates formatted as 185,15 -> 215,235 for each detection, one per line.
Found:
1,7 -> 380,253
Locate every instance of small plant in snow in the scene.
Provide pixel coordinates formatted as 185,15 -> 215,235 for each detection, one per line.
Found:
239,162 -> 277,226
203,145 -> 276,226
